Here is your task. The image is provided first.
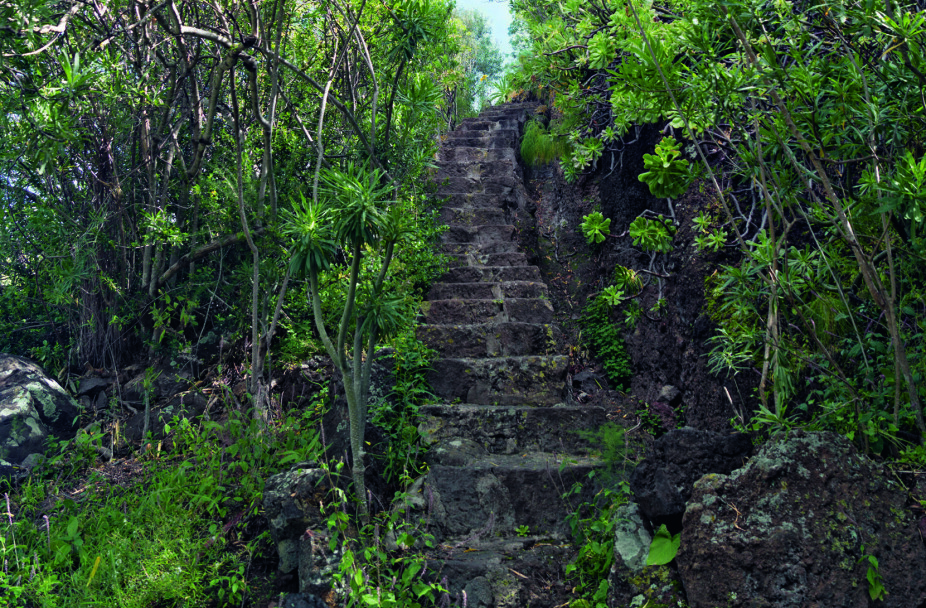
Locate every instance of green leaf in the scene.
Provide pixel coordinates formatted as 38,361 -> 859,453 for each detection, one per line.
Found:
646,524 -> 680,565
580,212 -> 611,244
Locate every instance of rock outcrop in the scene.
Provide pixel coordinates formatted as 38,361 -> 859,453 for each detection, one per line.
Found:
263,463 -> 341,601
0,354 -> 81,471
629,427 -> 753,532
677,431 -> 926,608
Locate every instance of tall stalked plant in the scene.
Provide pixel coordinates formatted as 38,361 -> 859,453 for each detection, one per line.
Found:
283,163 -> 409,517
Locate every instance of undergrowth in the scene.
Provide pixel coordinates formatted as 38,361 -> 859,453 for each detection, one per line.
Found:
371,328 -> 437,485
563,424 -> 631,608
521,120 -> 568,167
581,295 -> 632,390
0,406 -> 321,607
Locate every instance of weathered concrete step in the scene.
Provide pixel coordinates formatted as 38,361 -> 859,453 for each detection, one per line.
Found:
436,147 -> 515,163
421,298 -> 554,325
426,281 -> 548,301
442,225 -> 515,245
446,252 -> 529,268
417,322 -> 563,357
419,404 -> 608,455
438,207 -> 507,226
425,449 -> 601,538
437,192 -> 516,209
441,241 -> 519,255
440,265 -> 541,283
427,355 -> 567,405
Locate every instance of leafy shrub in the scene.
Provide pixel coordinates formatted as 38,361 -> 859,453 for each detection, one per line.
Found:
371,328 -> 436,484
628,216 -> 676,253
0,408 -> 321,607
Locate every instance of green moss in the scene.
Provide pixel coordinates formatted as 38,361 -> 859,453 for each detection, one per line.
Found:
625,565 -> 688,608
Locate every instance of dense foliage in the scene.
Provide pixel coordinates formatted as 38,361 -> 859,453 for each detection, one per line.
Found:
505,0 -> 926,451
0,0 -> 500,378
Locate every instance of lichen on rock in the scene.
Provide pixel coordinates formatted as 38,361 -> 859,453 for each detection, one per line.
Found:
676,430 -> 926,608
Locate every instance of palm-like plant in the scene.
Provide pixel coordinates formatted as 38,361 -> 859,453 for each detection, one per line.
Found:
284,162 -> 406,517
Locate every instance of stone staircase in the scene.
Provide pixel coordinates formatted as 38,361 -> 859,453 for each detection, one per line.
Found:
416,103 -> 609,607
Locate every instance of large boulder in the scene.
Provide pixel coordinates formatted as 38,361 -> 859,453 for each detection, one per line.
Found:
677,431 -> 926,608
0,354 -> 81,467
629,427 -> 753,531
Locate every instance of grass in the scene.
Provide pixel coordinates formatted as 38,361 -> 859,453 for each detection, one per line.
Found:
0,404 -> 322,607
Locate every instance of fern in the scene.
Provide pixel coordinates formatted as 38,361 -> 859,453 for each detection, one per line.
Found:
581,295 -> 632,390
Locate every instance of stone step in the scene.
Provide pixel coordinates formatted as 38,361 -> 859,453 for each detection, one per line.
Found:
421,298 -> 554,325
441,241 -> 519,255
436,192 -> 514,209
440,265 -> 541,283
435,176 -> 519,198
426,355 -> 567,405
425,448 -> 601,538
442,225 -> 515,245
438,207 -> 507,226
423,538 -> 575,607
436,147 -> 515,163
419,404 -> 608,455
457,118 -> 520,131
416,322 -> 563,357
446,252 -> 529,268
426,281 -> 548,301
434,176 -> 483,194
445,128 -> 519,145
433,160 -> 516,179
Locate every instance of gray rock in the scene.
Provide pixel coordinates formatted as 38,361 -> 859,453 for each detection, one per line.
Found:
464,576 -> 494,608
277,593 -> 328,608
612,502 -> 652,572
629,427 -> 753,531
677,431 -> 926,608
298,534 -> 342,597
122,364 -> 192,403
93,390 -> 108,412
262,464 -> 332,573
20,452 -> 45,470
657,385 -> 681,406
76,377 -> 110,397
0,354 -> 81,466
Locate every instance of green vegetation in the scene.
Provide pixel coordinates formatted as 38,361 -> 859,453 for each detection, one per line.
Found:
504,0 -> 926,455
0,408 -> 320,606
638,137 -> 691,200
521,120 -> 569,166
321,463 -> 446,608
580,211 -> 612,245
628,216 -> 676,254
581,296 -> 632,390
645,525 -> 680,567
371,329 -> 437,485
